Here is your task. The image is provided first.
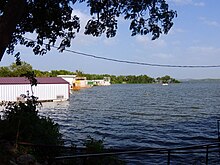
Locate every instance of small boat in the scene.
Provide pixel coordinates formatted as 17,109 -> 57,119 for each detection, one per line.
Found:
162,83 -> 168,86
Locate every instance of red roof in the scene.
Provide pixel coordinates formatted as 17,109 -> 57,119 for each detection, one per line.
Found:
0,77 -> 69,85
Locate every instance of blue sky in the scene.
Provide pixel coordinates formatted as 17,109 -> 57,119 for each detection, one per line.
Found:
1,0 -> 220,79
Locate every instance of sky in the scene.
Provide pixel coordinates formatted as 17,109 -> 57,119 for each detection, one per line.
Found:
1,0 -> 220,79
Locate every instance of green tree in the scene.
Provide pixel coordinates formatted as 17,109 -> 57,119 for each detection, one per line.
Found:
82,136 -> 125,165
170,78 -> 180,83
9,61 -> 33,77
33,69 -> 45,77
160,75 -> 171,83
0,0 -> 176,61
0,66 -> 12,77
0,61 -> 33,77
50,70 -> 74,77
0,98 -> 63,162
75,70 -> 84,77
156,75 -> 180,83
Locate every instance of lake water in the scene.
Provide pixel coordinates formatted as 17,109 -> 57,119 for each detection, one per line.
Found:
39,81 -> 220,164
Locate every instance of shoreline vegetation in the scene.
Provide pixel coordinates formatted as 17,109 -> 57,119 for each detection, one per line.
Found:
0,98 -> 125,165
0,62 -> 180,164
0,62 -> 180,84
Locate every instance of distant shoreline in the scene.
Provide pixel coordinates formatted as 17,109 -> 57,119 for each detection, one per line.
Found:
180,79 -> 220,82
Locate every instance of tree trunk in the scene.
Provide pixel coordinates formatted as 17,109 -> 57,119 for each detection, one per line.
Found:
0,0 -> 26,61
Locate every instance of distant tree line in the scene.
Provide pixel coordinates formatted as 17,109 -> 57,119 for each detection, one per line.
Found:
0,62 -> 180,84
0,62 -> 74,77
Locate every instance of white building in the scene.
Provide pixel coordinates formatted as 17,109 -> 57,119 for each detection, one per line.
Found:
57,75 -> 90,90
90,77 -> 111,86
0,77 -> 70,102
57,75 -> 111,91
57,75 -> 76,89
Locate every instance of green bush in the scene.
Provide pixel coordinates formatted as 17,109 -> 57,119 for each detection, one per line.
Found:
80,136 -> 125,165
0,98 -> 125,164
0,98 -> 63,161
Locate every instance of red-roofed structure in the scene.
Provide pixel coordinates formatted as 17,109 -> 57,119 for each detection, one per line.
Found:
0,77 -> 69,85
0,77 -> 70,102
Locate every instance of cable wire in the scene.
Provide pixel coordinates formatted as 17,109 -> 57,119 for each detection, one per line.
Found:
60,48 -> 220,68
24,37 -> 220,68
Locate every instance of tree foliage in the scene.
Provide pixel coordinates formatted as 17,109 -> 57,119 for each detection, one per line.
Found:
0,62 -> 180,83
1,101 -> 61,144
0,61 -> 32,77
156,75 -> 180,83
0,66 -> 12,77
0,0 -> 176,61
10,61 -> 33,76
84,73 -> 180,84
81,136 -> 125,165
0,98 -> 63,161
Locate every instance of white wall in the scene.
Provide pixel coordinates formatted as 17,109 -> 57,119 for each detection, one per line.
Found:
0,84 -> 69,102
59,77 -> 73,86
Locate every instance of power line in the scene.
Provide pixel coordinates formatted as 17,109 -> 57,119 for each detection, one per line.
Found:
24,37 -> 220,68
61,48 -> 220,68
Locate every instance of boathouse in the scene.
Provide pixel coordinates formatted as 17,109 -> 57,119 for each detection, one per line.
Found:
57,75 -> 76,89
0,77 -> 70,102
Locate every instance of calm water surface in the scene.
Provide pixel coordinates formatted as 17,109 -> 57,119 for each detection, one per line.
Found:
39,81 -> 220,164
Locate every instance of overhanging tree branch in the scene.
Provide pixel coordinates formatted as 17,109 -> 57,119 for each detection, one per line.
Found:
0,0 -> 176,62
0,0 -> 26,61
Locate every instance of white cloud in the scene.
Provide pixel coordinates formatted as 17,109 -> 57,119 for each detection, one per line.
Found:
71,10 -> 101,45
168,0 -> 205,6
194,2 -> 205,7
135,35 -> 167,48
153,53 -> 174,59
168,0 -> 192,5
103,37 -> 117,46
189,46 -> 220,56
173,28 -> 185,33
169,27 -> 185,35
171,40 -> 182,46
72,9 -> 91,29
199,17 -> 220,27
71,9 -> 118,46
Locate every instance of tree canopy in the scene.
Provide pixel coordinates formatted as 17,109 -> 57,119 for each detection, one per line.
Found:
0,61 -> 32,77
0,62 -> 180,83
0,0 -> 177,62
